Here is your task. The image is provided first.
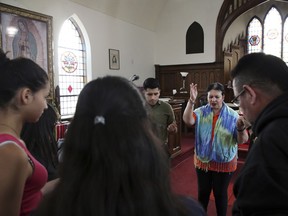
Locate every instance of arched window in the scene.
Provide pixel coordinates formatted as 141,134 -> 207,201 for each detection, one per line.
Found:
263,7 -> 282,58
282,17 -> 288,63
247,6 -> 286,62
58,18 -> 87,119
247,17 -> 262,53
186,22 -> 204,54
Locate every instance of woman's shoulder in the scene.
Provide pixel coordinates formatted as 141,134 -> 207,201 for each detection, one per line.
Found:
0,138 -> 28,164
0,137 -> 31,186
0,133 -> 30,166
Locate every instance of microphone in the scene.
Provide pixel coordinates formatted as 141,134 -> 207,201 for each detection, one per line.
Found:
129,74 -> 139,82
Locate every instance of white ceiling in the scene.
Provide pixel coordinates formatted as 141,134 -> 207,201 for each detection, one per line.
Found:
70,0 -> 168,31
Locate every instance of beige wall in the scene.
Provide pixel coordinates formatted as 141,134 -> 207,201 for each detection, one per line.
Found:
1,0 -> 225,86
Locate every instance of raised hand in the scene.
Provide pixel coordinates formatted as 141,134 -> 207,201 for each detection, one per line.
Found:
189,83 -> 198,101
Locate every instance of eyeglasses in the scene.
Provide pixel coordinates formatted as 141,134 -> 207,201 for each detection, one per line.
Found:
231,89 -> 246,107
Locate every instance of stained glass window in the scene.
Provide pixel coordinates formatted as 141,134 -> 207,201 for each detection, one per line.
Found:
247,7 -> 287,63
283,17 -> 288,64
263,7 -> 282,58
58,18 -> 86,119
247,17 -> 262,53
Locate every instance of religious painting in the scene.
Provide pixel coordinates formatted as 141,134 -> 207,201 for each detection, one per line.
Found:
109,49 -> 120,70
0,3 -> 54,99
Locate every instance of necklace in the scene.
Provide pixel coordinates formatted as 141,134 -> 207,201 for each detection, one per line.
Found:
0,123 -> 18,136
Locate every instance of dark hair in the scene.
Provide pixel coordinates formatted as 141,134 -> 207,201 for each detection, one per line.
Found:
21,104 -> 59,181
0,49 -> 48,107
35,76 -> 190,216
207,82 -> 225,95
230,52 -> 288,92
143,77 -> 160,90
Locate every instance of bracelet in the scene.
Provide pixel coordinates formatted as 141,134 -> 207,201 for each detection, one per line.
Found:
237,127 -> 246,132
189,98 -> 195,105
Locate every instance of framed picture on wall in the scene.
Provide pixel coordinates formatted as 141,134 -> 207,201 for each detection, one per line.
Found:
109,49 -> 120,70
0,2 -> 54,99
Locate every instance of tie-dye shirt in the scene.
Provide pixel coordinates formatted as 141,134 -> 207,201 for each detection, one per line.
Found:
194,103 -> 238,163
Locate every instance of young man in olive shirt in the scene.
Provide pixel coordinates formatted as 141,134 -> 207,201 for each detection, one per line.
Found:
143,78 -> 177,157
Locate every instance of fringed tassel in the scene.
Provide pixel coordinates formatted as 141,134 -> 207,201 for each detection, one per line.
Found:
194,154 -> 237,172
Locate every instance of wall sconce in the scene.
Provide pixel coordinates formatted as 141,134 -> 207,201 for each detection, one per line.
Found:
179,72 -> 189,93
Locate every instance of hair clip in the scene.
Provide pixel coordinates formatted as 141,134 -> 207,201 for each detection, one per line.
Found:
94,116 -> 105,125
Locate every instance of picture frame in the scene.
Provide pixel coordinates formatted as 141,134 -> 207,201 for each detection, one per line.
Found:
109,49 -> 120,70
0,3 -> 54,100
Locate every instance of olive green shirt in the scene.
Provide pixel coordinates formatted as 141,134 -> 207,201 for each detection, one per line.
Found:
149,100 -> 175,144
